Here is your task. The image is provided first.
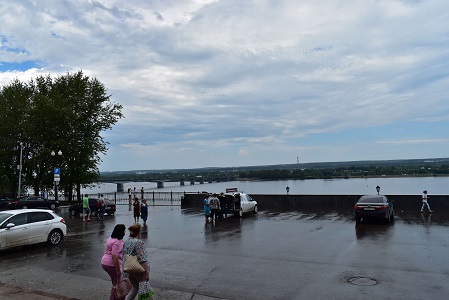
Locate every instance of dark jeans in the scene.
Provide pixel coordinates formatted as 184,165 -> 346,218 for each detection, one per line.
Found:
210,209 -> 219,221
102,263 -> 121,300
99,206 -> 105,220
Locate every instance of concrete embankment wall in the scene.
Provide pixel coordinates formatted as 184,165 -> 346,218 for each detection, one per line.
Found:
181,193 -> 449,212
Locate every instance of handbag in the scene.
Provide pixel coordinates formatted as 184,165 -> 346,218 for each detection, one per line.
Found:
138,281 -> 154,300
123,241 -> 145,274
114,278 -> 132,299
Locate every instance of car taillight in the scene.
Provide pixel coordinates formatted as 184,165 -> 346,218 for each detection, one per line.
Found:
355,204 -> 362,210
376,205 -> 387,210
11,201 -> 18,205
60,218 -> 66,224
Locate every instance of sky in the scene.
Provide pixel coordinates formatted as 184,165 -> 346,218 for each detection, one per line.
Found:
1,0 -> 449,172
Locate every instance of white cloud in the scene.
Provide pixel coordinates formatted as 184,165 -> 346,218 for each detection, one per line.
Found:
1,0 -> 449,171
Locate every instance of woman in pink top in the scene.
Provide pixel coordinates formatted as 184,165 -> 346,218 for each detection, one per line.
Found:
101,224 -> 126,300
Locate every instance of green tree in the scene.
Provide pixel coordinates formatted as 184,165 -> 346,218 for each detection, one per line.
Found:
0,71 -> 123,199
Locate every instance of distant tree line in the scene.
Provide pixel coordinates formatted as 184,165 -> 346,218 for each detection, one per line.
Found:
99,161 -> 449,182
0,71 -> 123,200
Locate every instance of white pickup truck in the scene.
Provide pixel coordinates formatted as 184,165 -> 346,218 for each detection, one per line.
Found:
223,189 -> 258,217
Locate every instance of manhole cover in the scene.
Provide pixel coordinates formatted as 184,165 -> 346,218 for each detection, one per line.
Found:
348,277 -> 378,286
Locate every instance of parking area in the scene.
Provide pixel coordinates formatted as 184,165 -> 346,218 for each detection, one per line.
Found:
1,205 -> 449,299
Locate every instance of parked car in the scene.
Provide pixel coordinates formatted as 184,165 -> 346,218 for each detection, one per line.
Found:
354,195 -> 394,223
0,196 -> 12,210
68,198 -> 116,217
0,209 -> 66,250
223,189 -> 258,217
9,196 -> 60,210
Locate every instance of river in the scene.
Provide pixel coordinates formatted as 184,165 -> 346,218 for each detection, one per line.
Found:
81,176 -> 449,195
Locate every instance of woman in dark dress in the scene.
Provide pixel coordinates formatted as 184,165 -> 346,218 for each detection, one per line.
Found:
133,197 -> 140,223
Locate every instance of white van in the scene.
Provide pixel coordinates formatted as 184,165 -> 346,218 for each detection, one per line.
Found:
223,189 -> 258,217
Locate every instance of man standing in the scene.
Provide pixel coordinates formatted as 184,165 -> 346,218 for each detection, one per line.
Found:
141,187 -> 144,200
83,194 -> 91,221
98,194 -> 106,221
209,193 -> 220,222
218,192 -> 227,218
421,190 -> 433,213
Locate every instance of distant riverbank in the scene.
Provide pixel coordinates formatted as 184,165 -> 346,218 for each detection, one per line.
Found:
84,176 -> 449,195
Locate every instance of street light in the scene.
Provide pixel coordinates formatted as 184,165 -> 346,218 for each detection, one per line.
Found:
376,185 -> 380,195
51,150 -> 62,201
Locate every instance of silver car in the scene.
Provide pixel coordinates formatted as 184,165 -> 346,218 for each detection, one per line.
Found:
0,209 -> 67,250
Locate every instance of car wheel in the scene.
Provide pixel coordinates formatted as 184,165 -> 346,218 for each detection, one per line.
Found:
47,229 -> 63,246
239,208 -> 243,217
22,205 -> 28,209
50,203 -> 56,210
253,205 -> 258,214
70,209 -> 77,217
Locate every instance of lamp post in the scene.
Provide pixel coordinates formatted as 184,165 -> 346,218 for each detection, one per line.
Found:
17,143 -> 23,198
376,185 -> 380,195
51,150 -> 62,201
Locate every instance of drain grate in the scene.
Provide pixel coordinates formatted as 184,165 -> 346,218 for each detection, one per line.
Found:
348,277 -> 379,286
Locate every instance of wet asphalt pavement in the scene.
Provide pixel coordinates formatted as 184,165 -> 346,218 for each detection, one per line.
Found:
1,204 -> 449,300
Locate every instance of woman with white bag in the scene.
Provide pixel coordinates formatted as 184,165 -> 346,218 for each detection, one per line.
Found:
123,224 -> 150,300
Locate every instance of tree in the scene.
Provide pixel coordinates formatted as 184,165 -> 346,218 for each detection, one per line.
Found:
0,71 -> 123,199
0,79 -> 33,196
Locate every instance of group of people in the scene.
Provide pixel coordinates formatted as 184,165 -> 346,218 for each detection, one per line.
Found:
82,193 -> 107,221
132,197 -> 149,225
128,187 -> 145,205
101,223 -> 150,300
203,193 -> 229,223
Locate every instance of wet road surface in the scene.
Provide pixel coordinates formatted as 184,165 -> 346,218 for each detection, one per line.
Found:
1,204 -> 449,299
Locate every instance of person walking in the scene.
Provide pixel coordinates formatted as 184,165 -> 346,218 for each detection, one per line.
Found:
128,188 -> 132,206
123,224 -> 150,300
204,194 -> 211,223
99,194 -> 106,221
140,187 -> 144,200
421,190 -> 433,213
101,224 -> 126,300
218,192 -> 226,218
141,198 -> 148,225
209,193 -> 220,223
83,194 -> 91,221
133,197 -> 141,223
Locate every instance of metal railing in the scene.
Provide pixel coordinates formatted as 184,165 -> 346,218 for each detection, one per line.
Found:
67,191 -> 184,206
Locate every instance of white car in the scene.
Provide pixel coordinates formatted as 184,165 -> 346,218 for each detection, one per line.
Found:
223,190 -> 258,217
0,209 -> 67,250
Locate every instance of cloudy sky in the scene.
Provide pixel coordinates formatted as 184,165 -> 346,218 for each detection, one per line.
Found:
1,0 -> 449,172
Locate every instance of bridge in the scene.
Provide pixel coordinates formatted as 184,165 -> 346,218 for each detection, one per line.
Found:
106,179 -> 215,192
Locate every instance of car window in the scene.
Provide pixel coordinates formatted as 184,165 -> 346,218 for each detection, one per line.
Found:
29,212 -> 54,223
89,199 -> 99,206
247,195 -> 255,202
4,213 -> 28,227
0,213 -> 14,225
358,196 -> 384,204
